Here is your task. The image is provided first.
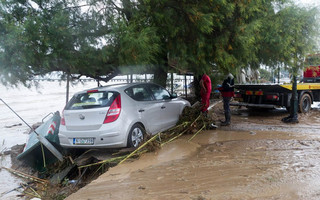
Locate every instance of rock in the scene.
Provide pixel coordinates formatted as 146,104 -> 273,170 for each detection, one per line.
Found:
249,131 -> 256,135
138,185 -> 146,190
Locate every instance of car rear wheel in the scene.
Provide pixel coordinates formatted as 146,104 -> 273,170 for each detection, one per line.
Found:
127,124 -> 145,148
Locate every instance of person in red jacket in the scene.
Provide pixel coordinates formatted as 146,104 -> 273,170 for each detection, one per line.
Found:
218,73 -> 234,126
200,73 -> 212,116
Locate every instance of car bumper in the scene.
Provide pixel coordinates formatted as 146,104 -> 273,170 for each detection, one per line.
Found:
58,124 -> 128,148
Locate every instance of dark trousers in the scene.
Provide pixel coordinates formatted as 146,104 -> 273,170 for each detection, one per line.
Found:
223,96 -> 231,123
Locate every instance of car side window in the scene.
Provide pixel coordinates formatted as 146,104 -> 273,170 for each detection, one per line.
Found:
125,86 -> 152,101
149,84 -> 171,100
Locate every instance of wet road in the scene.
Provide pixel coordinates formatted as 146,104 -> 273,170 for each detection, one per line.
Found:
67,104 -> 320,200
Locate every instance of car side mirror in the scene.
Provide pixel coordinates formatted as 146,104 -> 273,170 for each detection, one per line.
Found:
171,93 -> 177,98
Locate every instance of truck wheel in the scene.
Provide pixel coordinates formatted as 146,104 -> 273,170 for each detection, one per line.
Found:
299,93 -> 312,113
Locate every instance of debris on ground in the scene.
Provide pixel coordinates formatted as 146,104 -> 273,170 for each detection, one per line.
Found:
3,101 -> 221,199
4,123 -> 22,128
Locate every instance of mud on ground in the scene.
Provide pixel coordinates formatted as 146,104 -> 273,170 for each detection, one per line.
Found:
66,101 -> 320,200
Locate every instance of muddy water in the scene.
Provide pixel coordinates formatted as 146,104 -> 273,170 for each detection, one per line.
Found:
67,106 -> 320,200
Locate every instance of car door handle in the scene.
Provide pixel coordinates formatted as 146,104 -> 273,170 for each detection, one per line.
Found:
138,109 -> 145,112
161,106 -> 166,109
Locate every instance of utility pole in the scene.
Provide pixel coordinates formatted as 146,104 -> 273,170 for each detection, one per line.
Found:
66,73 -> 70,105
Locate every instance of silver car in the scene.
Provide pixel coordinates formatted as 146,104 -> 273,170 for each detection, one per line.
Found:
58,83 -> 190,148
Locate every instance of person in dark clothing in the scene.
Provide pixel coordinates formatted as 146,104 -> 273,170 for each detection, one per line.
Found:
218,73 -> 234,126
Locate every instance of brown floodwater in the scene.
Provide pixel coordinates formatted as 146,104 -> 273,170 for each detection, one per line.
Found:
66,106 -> 320,200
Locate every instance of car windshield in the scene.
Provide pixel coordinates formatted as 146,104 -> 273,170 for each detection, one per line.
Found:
65,91 -> 119,110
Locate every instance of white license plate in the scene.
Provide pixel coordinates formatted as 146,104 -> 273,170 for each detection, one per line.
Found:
73,138 -> 94,145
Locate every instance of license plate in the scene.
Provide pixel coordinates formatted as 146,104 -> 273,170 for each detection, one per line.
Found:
73,138 -> 94,145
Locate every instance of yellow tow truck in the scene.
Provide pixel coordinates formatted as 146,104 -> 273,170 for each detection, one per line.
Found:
232,82 -> 320,113
232,54 -> 320,113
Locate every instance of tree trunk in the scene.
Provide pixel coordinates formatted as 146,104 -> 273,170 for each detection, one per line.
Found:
290,75 -> 298,120
193,75 -> 202,101
282,73 -> 299,123
153,66 -> 167,87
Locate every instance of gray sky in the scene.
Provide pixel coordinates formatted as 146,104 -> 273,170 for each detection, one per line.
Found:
295,0 -> 320,7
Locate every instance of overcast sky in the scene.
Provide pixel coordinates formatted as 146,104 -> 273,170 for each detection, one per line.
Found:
295,0 -> 320,7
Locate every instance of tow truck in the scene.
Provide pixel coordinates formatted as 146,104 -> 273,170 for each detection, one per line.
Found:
231,64 -> 320,113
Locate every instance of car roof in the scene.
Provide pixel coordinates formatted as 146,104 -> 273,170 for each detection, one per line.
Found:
99,82 -> 157,90
75,82 -> 159,95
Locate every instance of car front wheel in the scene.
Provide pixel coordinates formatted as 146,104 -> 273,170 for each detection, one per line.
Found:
127,124 -> 145,148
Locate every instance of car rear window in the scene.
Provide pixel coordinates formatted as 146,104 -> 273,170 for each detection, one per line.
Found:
65,91 -> 119,110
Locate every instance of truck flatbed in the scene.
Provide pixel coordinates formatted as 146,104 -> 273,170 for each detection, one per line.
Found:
232,83 -> 320,113
235,83 -> 320,92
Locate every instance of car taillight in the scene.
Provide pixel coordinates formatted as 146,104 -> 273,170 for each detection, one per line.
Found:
61,110 -> 66,125
87,89 -> 98,93
104,95 -> 121,123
